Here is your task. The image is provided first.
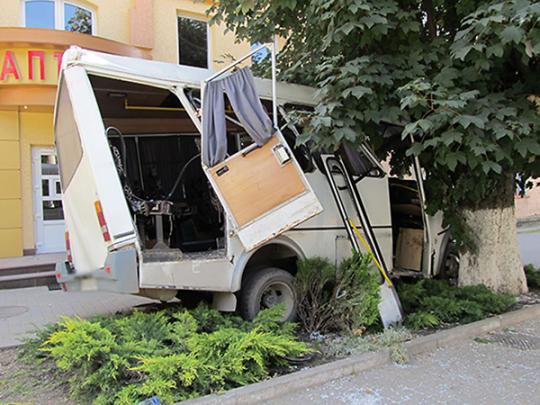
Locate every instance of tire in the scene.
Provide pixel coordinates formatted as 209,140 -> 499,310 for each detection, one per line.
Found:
437,240 -> 460,283
239,267 -> 297,322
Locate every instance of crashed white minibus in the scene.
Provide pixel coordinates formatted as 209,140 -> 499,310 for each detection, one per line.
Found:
54,47 -> 456,321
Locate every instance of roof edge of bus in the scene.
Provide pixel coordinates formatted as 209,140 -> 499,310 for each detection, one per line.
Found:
61,46 -> 319,107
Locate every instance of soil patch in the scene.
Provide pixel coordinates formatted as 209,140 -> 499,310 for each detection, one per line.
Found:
0,347 -> 70,405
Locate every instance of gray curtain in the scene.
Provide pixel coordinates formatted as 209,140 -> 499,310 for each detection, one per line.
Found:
202,67 -> 274,167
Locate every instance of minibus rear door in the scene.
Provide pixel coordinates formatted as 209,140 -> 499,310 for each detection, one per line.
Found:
54,64 -> 138,291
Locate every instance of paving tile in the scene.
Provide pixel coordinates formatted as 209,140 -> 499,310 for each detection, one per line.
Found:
0,287 -> 153,348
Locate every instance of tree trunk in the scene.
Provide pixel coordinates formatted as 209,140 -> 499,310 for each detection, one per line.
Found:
421,0 -> 437,38
458,204 -> 528,295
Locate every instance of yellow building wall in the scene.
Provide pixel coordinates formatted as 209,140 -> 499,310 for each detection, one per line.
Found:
152,0 -> 251,67
19,110 -> 55,252
0,110 -> 22,257
0,108 -> 55,256
0,0 -> 20,26
89,0 -> 133,44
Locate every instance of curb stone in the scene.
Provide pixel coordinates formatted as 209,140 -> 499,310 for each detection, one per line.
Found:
180,304 -> 540,405
517,215 -> 540,228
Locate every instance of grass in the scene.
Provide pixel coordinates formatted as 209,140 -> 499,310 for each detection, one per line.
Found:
0,346 -> 71,405
317,327 -> 413,364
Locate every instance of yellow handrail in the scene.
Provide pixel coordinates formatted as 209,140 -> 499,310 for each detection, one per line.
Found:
347,218 -> 394,288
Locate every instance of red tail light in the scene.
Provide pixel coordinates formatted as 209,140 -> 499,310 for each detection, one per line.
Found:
94,200 -> 111,242
65,231 -> 73,263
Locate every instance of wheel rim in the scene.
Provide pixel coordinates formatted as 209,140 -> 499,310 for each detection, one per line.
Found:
258,281 -> 295,319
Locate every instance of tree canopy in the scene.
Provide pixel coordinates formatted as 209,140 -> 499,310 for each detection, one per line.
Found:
209,0 -> 540,248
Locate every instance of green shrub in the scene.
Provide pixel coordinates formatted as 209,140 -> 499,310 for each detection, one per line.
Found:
295,257 -> 336,333
20,322 -> 62,363
457,300 -> 486,323
419,296 -> 464,323
404,312 -> 440,330
397,278 -> 515,329
186,305 -> 246,332
525,264 -> 540,289
334,253 -> 381,331
30,304 -> 310,404
396,279 -> 426,313
453,285 -> 515,316
295,252 -> 381,333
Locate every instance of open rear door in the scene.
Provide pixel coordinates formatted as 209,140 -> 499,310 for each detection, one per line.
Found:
54,64 -> 138,292
206,132 -> 322,251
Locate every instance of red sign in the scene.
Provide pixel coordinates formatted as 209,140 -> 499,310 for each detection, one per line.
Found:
0,49 -> 64,82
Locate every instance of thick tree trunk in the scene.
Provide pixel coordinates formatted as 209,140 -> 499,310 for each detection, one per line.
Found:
458,204 -> 528,295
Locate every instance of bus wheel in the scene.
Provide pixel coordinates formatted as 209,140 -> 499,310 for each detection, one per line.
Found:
239,267 -> 297,322
438,241 -> 460,284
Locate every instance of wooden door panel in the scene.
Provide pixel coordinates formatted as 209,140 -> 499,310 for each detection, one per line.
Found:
209,136 -> 307,227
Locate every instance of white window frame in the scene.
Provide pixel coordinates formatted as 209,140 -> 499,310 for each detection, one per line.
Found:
176,14 -> 211,69
22,0 -> 96,35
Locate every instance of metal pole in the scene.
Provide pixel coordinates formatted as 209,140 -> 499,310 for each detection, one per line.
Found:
338,154 -> 389,272
321,156 -> 361,252
410,134 -> 433,277
204,44 -> 268,84
271,35 -> 278,128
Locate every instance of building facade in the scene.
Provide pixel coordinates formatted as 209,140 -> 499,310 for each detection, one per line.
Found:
0,0 -> 250,258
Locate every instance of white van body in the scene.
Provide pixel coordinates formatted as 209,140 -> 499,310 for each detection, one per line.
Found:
54,48 -> 451,311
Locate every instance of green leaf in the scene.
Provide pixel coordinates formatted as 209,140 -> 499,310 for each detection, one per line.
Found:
515,139 -> 540,156
445,153 -> 458,171
453,115 -> 485,129
493,127 -> 512,140
402,122 -> 418,139
360,15 -> 387,29
343,86 -> 373,99
459,90 -> 479,101
339,22 -> 356,35
319,117 -> 332,127
438,99 -> 466,109
481,161 -> 502,174
500,26 -> 524,45
417,119 -> 433,133
441,131 -> 463,146
406,142 -> 424,156
487,44 -> 504,58
452,45 -> 473,61
475,58 -> 490,71
424,138 -> 440,148
239,0 -> 256,13
335,127 -> 357,142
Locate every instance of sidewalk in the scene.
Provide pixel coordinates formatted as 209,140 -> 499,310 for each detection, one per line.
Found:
270,317 -> 540,404
0,287 -> 153,348
517,215 -> 540,231
0,253 -> 65,271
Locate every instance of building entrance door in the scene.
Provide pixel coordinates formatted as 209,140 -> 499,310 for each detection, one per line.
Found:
32,147 -> 65,253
